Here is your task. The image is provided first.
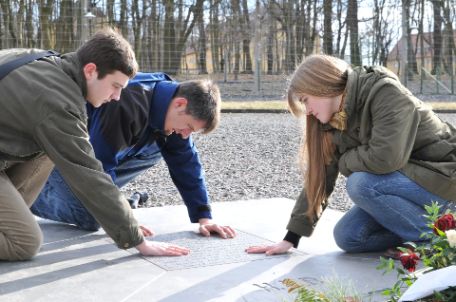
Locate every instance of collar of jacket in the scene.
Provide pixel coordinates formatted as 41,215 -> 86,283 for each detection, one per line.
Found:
59,52 -> 86,98
149,80 -> 179,132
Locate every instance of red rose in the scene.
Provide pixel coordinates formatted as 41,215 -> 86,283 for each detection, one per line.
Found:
399,250 -> 420,273
433,213 -> 456,234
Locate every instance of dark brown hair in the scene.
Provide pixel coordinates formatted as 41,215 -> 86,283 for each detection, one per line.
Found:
77,27 -> 138,79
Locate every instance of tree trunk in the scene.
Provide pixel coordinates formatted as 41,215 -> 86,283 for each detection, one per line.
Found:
55,0 -> 74,53
209,0 -> 220,73
0,0 -> 16,48
323,0 -> 333,55
442,0 -> 455,75
163,0 -> 201,74
119,0 -> 128,37
196,0 -> 208,74
403,0 -> 418,75
25,0 -> 36,48
39,0 -> 55,49
430,0 -> 443,75
163,0 -> 176,73
241,0 -> 252,73
106,0 -> 115,26
347,0 -> 361,65
231,0 -> 241,76
131,0 -> 144,63
304,0 -> 317,56
295,0 -> 306,62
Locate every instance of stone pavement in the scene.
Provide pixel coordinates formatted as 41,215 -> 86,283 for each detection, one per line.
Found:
0,199 -> 397,301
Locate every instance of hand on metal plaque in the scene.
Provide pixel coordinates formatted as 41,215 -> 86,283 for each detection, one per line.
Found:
198,219 -> 236,239
245,240 -> 293,255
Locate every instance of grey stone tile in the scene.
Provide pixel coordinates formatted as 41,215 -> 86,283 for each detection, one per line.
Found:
0,199 -> 397,302
0,222 -> 164,302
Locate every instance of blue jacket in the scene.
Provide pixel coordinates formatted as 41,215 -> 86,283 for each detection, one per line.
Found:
86,72 -> 211,222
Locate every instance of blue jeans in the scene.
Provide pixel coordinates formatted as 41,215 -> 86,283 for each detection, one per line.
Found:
333,171 -> 450,253
31,149 -> 162,231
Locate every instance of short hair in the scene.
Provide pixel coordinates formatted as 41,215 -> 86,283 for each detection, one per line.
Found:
174,80 -> 221,134
76,27 -> 138,79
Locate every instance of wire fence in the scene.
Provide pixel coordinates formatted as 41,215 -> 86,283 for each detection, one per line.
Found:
0,0 -> 456,100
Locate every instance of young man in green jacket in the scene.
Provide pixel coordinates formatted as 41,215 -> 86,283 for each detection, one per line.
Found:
0,28 -> 189,261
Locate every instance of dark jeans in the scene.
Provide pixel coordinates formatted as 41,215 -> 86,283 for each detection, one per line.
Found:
31,148 -> 162,231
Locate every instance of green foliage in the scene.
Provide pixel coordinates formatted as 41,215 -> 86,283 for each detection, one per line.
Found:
281,277 -> 366,302
377,202 -> 456,302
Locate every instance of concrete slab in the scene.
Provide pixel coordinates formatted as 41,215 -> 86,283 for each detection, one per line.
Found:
0,199 -> 397,302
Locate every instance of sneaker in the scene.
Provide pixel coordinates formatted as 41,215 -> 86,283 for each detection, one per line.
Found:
127,192 -> 149,209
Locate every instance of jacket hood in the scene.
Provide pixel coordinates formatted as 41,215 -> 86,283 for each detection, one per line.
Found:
59,52 -> 86,98
344,66 -> 401,116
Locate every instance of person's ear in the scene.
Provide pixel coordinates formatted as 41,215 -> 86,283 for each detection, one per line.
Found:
83,63 -> 98,80
172,97 -> 188,111
174,97 -> 188,107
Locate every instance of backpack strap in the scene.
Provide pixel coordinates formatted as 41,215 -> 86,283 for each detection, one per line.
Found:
0,50 -> 60,81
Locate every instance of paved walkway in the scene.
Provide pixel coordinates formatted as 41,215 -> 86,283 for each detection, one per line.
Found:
0,199 -> 397,301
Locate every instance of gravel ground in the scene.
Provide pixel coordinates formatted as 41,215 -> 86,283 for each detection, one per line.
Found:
121,113 -> 456,212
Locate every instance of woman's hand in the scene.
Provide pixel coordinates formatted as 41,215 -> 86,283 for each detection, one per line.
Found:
135,240 -> 190,256
245,240 -> 293,255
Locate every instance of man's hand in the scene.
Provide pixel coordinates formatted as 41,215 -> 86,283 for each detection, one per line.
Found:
198,218 -> 236,239
245,240 -> 293,255
135,240 -> 190,256
139,225 -> 154,237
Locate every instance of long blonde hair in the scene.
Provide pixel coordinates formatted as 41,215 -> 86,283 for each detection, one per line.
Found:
287,54 -> 349,218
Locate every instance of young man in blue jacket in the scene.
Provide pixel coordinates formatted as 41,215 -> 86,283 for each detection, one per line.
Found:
31,72 -> 235,239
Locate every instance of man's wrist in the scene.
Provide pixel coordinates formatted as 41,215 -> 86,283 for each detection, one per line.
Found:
198,218 -> 211,225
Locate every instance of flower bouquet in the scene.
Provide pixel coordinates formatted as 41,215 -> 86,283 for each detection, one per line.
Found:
377,202 -> 456,302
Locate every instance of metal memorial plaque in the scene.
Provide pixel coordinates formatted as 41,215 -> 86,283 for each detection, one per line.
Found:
144,229 -> 301,271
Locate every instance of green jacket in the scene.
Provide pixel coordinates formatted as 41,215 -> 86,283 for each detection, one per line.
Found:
287,65 -> 456,237
0,49 -> 143,249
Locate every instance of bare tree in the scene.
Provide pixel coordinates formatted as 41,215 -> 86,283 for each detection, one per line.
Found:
163,0 -> 202,74
106,0 -> 116,26
196,0 -> 208,74
119,0 -> 128,37
442,0 -> 455,75
264,0 -> 276,74
430,0 -> 443,74
25,0 -> 37,48
38,0 -> 55,49
131,0 -> 146,63
334,0 -> 347,58
347,0 -> 361,65
230,0 -> 242,77
147,0 -> 161,70
209,0 -> 221,73
55,0 -> 75,52
295,0 -> 318,62
241,0 -> 253,73
269,0 -> 297,73
323,0 -> 333,54
0,0 -> 17,48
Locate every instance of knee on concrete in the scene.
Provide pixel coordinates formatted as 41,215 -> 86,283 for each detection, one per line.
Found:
5,228 -> 43,261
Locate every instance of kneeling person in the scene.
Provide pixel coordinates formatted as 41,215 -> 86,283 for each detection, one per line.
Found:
32,72 -> 235,239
